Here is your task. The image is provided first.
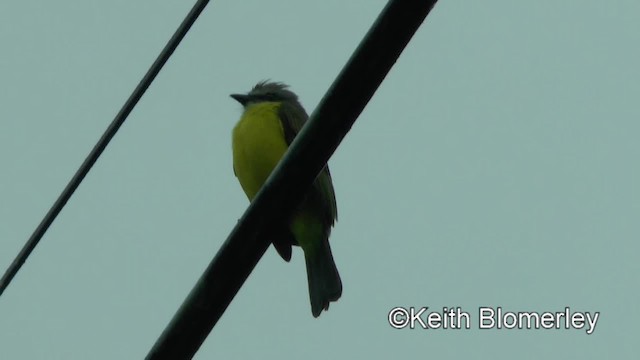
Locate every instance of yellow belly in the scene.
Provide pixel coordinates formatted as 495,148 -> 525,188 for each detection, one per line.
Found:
232,102 -> 288,200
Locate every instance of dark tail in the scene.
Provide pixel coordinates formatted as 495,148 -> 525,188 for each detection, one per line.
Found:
304,240 -> 342,317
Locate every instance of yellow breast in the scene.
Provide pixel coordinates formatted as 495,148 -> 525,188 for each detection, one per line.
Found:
232,102 -> 289,200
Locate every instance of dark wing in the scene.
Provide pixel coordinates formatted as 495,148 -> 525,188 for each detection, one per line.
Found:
278,101 -> 338,226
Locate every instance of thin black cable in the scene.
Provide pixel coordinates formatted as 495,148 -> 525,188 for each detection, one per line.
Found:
0,0 -> 212,297
146,1 -> 438,359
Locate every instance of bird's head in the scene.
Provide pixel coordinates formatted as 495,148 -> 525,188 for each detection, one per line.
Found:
230,80 -> 298,107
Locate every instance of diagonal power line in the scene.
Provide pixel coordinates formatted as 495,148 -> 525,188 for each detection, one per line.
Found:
0,0 -> 212,297
146,1 -> 439,359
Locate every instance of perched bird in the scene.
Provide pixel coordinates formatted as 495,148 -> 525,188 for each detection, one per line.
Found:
230,81 -> 342,317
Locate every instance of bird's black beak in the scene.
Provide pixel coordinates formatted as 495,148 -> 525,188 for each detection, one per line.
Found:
230,93 -> 250,106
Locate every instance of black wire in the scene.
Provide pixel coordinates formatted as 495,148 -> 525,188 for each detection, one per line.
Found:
0,0 -> 212,297
146,1 -> 439,359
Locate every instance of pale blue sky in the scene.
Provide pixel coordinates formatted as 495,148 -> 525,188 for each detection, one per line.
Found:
1,1 -> 638,358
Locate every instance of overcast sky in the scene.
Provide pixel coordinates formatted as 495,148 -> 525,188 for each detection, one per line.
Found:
1,0 -> 638,358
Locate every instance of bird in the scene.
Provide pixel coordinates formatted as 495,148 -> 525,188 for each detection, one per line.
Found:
230,80 -> 342,317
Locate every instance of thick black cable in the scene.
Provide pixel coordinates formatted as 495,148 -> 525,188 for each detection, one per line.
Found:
146,1 -> 439,359
0,0 -> 212,297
